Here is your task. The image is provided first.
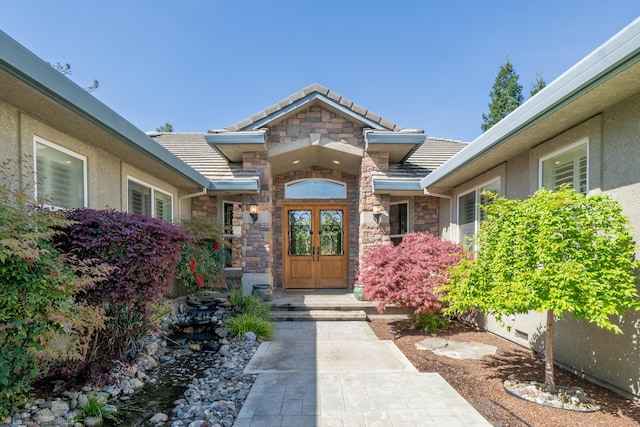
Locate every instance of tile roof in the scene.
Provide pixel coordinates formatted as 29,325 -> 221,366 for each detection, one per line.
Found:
384,137 -> 468,179
150,132 -> 252,181
152,132 -> 466,184
225,83 -> 402,132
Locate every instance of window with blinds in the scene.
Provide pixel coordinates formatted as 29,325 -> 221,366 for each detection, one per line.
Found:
541,142 -> 588,194
34,139 -> 86,209
127,179 -> 172,221
457,180 -> 500,245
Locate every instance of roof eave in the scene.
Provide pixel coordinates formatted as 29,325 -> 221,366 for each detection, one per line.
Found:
420,17 -> 640,191
372,178 -> 424,195
204,130 -> 268,162
0,30 -> 210,190
208,179 -> 260,193
365,130 -> 427,163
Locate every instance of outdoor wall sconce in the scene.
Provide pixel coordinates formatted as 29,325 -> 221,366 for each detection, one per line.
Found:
372,201 -> 382,224
249,200 -> 259,223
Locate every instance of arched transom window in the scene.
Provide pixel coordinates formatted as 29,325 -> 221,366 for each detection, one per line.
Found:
285,179 -> 346,199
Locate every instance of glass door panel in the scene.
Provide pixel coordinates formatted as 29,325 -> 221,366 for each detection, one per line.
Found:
319,209 -> 343,256
288,210 -> 312,256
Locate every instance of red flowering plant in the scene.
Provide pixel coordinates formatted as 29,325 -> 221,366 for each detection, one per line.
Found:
175,219 -> 226,295
356,232 -> 466,315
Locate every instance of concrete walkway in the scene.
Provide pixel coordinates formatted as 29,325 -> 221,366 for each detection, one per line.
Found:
235,321 -> 491,427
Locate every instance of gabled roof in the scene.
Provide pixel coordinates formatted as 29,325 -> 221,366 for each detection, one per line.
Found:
224,83 -> 402,132
420,17 -> 640,194
0,30 -> 210,192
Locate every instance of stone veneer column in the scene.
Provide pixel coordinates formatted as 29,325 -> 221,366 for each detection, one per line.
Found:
241,152 -> 273,295
359,152 -> 390,266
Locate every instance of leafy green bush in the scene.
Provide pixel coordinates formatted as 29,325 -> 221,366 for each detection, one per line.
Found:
405,312 -> 450,334
225,313 -> 274,340
175,219 -> 225,295
0,159 -> 108,417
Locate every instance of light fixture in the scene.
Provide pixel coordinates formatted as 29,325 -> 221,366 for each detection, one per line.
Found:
332,159 -> 341,165
249,200 -> 259,223
372,201 -> 382,224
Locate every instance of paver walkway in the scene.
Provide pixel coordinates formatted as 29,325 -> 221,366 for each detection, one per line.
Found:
235,321 -> 491,427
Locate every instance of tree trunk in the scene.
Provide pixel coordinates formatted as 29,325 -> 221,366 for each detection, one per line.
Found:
544,309 -> 556,393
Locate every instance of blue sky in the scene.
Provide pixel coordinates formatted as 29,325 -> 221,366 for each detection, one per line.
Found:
2,2 -> 639,142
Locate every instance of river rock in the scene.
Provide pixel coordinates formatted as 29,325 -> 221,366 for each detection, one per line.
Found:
149,412 -> 169,423
51,400 -> 70,417
33,408 -> 55,424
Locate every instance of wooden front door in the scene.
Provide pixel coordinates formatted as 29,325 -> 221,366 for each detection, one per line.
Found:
283,203 -> 348,289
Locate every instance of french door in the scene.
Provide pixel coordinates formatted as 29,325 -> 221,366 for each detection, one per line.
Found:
283,203 -> 348,289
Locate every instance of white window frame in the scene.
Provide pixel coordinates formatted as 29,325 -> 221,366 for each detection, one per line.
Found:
285,178 -> 346,199
539,139 -> 588,194
33,136 -> 87,209
127,176 -> 173,221
456,180 -> 500,245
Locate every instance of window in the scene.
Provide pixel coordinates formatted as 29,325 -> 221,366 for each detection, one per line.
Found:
127,178 -> 173,221
390,202 -> 408,245
34,138 -> 87,209
458,180 -> 500,245
540,141 -> 587,194
222,201 -> 240,268
285,179 -> 346,199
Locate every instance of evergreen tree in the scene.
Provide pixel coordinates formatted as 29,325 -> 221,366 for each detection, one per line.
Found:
51,62 -> 99,93
481,58 -> 523,132
530,71 -> 547,97
156,122 -> 174,132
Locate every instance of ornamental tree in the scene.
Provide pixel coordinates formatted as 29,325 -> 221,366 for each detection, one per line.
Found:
357,232 -> 466,315
441,187 -> 640,393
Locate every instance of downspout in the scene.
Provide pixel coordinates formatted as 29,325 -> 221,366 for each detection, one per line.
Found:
178,187 -> 208,220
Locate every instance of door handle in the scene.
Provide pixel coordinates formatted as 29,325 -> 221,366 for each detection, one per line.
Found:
312,246 -> 316,261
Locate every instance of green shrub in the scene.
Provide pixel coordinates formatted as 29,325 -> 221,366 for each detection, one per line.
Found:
175,219 -> 225,295
0,159 -> 108,417
406,312 -> 450,334
225,313 -> 274,340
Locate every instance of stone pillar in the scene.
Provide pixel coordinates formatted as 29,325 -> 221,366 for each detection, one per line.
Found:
359,152 -> 390,265
241,152 -> 273,295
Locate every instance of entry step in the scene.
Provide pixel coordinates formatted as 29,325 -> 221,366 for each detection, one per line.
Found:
271,309 -> 367,321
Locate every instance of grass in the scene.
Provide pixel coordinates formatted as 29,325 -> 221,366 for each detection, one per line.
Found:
225,287 -> 273,339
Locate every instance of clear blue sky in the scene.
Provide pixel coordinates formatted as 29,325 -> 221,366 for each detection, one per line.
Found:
2,2 -> 639,142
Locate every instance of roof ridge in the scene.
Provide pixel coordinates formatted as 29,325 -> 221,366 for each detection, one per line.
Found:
425,136 -> 469,144
225,83 -> 401,131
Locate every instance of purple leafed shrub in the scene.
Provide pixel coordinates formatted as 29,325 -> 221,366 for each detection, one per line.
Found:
357,232 -> 466,314
58,209 -> 189,308
53,209 -> 189,381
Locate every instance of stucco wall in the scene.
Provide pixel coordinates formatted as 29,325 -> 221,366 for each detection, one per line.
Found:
454,99 -> 640,398
0,104 -> 183,219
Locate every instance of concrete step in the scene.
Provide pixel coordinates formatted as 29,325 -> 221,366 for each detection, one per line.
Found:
271,309 -> 368,321
270,301 -> 413,316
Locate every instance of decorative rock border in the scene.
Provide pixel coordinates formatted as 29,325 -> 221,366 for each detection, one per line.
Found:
504,376 -> 600,412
